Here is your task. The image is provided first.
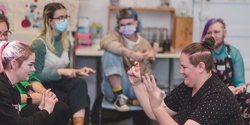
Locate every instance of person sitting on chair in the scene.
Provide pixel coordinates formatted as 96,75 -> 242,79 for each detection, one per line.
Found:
100,7 -> 156,112
0,14 -> 70,125
30,2 -> 95,125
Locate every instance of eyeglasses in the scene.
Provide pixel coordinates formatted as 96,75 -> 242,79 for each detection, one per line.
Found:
0,31 -> 12,38
52,15 -> 71,22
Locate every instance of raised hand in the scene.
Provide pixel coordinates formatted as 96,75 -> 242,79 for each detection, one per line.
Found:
143,74 -> 164,109
127,61 -> 142,86
40,89 -> 58,114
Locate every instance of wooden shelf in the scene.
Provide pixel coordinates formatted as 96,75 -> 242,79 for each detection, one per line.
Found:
109,5 -> 176,12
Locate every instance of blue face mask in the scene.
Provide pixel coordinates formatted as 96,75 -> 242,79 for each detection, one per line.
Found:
55,20 -> 69,33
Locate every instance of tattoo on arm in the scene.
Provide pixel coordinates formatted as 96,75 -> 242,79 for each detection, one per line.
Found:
118,45 -> 133,58
121,50 -> 125,56
118,45 -> 126,56
120,50 -> 125,56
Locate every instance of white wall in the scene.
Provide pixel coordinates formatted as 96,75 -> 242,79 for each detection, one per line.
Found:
9,33 -> 36,43
9,0 -> 249,82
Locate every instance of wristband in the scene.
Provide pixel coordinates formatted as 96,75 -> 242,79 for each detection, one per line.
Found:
26,93 -> 32,104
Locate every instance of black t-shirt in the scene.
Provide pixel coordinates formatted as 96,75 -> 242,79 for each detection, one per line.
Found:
164,74 -> 243,125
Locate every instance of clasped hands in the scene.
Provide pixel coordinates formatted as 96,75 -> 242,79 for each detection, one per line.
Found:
130,49 -> 156,63
38,89 -> 58,114
129,49 -> 156,73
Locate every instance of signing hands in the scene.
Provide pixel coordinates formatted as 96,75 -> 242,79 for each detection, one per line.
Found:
38,89 -> 58,114
77,67 -> 96,76
128,61 -> 164,109
143,74 -> 165,109
58,67 -> 95,78
127,61 -> 142,86
229,82 -> 250,95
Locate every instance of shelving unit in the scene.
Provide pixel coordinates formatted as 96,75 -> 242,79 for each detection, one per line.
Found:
107,5 -> 176,43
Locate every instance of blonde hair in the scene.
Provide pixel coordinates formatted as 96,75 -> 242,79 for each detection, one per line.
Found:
30,2 -> 69,53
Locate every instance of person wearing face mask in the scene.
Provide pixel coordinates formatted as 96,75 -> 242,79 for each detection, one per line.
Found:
100,7 -> 156,114
30,2 -> 96,125
201,18 -> 250,124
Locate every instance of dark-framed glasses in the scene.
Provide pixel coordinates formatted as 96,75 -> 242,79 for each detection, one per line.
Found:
0,31 -> 12,38
53,15 -> 71,22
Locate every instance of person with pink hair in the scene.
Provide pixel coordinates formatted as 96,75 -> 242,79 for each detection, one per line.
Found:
0,14 -> 70,125
0,40 -> 58,125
